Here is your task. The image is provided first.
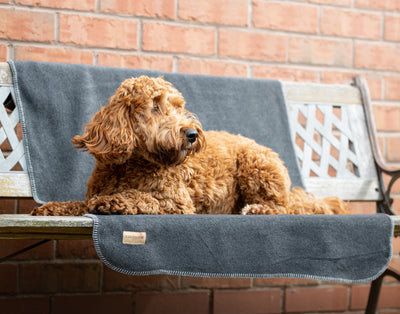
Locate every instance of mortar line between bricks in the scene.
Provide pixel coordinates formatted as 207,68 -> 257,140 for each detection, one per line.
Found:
99,261 -> 104,294
372,101 -> 400,107
381,12 -> 386,41
137,20 -> 143,53
209,289 -> 214,314
173,57 -> 178,73
52,239 -> 56,260
345,284 -> 351,311
93,51 -> 98,66
282,287 -> 286,313
317,71 -> 322,84
49,294 -> 53,314
175,0 -> 179,20
383,137 -> 388,162
376,131 -> 400,137
16,263 -> 21,294
318,4 -> 393,15
353,36 -> 400,46
215,25 -> 220,58
7,43 -> 15,62
54,13 -> 59,43
13,199 -> 18,214
382,74 -> 387,100
317,6 -> 321,35
95,0 -> 100,13
285,36 -> 289,64
247,0 -> 252,29
131,291 -> 136,314
377,162 -> 400,169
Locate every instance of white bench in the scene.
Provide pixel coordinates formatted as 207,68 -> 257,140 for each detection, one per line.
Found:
0,62 -> 398,313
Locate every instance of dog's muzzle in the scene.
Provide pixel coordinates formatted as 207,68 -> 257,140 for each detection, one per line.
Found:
184,129 -> 199,144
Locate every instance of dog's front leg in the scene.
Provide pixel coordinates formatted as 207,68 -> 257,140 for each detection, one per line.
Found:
88,187 -> 196,215
151,186 -> 196,214
88,189 -> 161,215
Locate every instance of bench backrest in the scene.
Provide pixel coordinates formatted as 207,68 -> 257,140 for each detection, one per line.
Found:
0,62 -> 382,202
283,81 -> 381,201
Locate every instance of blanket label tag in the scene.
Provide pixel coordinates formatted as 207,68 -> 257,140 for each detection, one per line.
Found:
123,231 -> 146,245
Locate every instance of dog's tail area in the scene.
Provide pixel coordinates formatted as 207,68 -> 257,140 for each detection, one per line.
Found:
287,187 -> 350,215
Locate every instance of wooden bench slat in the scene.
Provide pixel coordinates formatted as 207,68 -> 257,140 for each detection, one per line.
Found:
0,215 -> 93,239
0,63 -> 12,85
304,178 -> 381,201
0,173 -> 31,197
283,82 -> 362,105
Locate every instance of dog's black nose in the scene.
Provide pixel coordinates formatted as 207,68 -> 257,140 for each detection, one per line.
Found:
185,129 -> 198,144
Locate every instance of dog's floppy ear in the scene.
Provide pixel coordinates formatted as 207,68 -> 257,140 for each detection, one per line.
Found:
72,97 -> 137,164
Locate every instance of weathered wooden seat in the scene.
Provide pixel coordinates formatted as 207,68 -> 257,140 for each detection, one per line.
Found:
0,62 -> 398,313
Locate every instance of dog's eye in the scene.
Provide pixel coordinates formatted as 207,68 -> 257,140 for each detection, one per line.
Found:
152,103 -> 160,114
152,96 -> 162,114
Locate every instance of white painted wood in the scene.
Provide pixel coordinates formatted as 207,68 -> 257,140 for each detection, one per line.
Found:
346,104 -> 378,180
0,173 -> 32,197
284,80 -> 383,201
0,64 -> 32,197
304,178 -> 381,201
0,142 -> 26,172
289,103 -> 364,180
0,63 -> 12,85
283,82 -> 362,105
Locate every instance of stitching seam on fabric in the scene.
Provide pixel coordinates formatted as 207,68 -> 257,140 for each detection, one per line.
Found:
7,61 -> 44,204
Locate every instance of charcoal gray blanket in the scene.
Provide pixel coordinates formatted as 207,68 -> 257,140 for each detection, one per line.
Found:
9,60 -> 303,204
85,213 -> 393,282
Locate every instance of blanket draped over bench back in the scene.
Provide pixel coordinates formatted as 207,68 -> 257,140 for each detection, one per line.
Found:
8,61 -> 393,282
9,60 -> 303,204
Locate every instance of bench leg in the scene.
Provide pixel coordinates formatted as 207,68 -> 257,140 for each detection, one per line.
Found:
365,269 -> 400,314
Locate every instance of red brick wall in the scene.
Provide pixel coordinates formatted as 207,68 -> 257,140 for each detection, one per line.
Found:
0,0 -> 400,313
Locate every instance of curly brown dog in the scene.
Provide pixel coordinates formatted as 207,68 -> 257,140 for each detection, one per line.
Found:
32,76 -> 349,216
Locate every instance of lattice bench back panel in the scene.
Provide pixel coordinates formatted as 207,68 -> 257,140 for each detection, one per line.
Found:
284,82 -> 381,201
291,104 -> 362,179
0,63 -> 31,197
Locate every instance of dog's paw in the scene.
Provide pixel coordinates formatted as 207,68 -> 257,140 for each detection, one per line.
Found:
88,195 -> 130,215
241,204 -> 262,215
31,205 -> 50,216
241,204 -> 285,215
31,202 -> 61,216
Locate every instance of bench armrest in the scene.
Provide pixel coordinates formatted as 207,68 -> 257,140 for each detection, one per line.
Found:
355,76 -> 400,216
